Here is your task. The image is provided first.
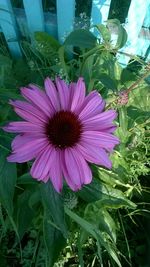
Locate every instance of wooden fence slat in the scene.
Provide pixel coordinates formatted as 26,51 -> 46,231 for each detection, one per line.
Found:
45,13 -> 57,39
118,0 -> 150,66
143,2 -> 150,28
56,0 -> 75,43
90,0 -> 111,36
0,0 -> 22,57
23,0 -> 45,35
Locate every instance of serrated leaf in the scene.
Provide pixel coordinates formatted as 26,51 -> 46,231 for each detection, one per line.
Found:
64,29 -> 97,48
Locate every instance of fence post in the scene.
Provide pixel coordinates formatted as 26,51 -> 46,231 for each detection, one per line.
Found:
23,0 -> 45,36
0,0 -> 22,57
56,0 -> 75,43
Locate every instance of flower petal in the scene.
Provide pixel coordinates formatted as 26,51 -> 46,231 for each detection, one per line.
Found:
82,110 -> 117,129
64,148 -> 92,189
30,145 -> 53,180
10,100 -> 48,123
3,122 -> 44,133
21,86 -> 54,116
76,143 -> 112,169
82,110 -> 117,133
55,78 -> 69,110
61,151 -> 80,191
78,91 -> 105,120
11,133 -> 45,151
70,77 -> 86,113
81,131 -> 120,151
7,138 -> 48,163
44,77 -> 60,111
49,149 -> 63,192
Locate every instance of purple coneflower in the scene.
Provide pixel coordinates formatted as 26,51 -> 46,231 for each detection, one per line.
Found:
3,77 -> 119,192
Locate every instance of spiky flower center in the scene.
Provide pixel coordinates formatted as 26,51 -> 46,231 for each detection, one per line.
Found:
46,111 -> 82,149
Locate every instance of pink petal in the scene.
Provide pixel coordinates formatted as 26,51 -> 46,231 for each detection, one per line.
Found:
49,149 -> 63,193
82,110 -> 117,127
30,145 -> 53,180
82,111 -> 117,133
7,138 -> 48,163
44,77 -> 60,111
78,91 -> 105,120
69,82 -> 76,108
13,108 -> 45,125
9,100 -> 48,123
81,131 -> 120,151
21,86 -> 54,117
3,122 -> 44,133
101,126 -> 117,133
61,151 -> 80,191
76,143 -> 112,169
70,77 -> 86,113
11,133 -> 45,151
64,148 -> 92,189
55,78 -> 69,110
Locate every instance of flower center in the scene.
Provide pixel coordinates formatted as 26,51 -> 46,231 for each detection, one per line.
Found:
46,111 -> 82,149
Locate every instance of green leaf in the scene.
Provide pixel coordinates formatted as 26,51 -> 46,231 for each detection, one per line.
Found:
96,167 -> 126,187
65,207 -> 122,267
121,68 -> 137,83
64,29 -> 97,48
128,84 -> 150,111
43,212 -> 66,267
77,179 -> 103,202
0,88 -> 22,101
40,181 -> 68,237
18,173 -> 38,185
78,179 -> 136,209
98,73 -> 117,91
107,19 -> 127,49
84,204 -> 117,242
15,190 -> 35,239
0,130 -> 12,150
93,24 -> 111,42
58,46 -> 69,79
0,148 -> 17,215
127,106 -> 150,123
34,32 -> 60,57
80,53 -> 95,86
118,107 -> 129,143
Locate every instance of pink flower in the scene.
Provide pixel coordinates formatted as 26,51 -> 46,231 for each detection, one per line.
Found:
3,77 -> 119,192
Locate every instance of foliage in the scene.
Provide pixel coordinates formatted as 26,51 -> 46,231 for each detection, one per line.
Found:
0,20 -> 150,267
